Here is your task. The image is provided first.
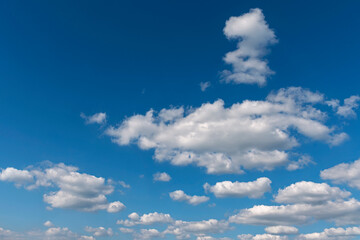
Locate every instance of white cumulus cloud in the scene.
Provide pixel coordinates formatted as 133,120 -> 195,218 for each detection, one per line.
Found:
105,87 -> 347,174
153,172 -> 171,182
222,8 -> 277,86
265,226 -> 299,235
274,181 -> 351,204
321,158 -> 360,190
204,177 -> 271,198
297,226 -> 360,240
117,212 -> 173,226
169,190 -> 209,205
85,226 -> 113,237
0,162 -> 125,213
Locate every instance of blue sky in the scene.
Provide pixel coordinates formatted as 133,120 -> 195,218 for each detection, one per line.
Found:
1,1 -> 360,239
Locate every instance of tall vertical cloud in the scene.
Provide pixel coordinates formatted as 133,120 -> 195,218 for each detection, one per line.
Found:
222,8 -> 277,86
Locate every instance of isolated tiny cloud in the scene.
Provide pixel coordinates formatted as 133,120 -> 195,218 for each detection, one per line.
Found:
0,162 -> 125,213
153,172 -> 171,182
169,190 -> 209,205
43,221 -> 54,227
200,81 -> 211,92
80,112 -> 107,124
221,8 -> 277,86
105,87 -> 350,174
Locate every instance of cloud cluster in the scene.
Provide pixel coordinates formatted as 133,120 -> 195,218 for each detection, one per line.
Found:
0,162 -> 125,212
117,212 -> 173,226
169,190 -> 209,205
85,227 -> 113,237
117,211 -> 230,240
204,177 -> 271,198
105,87 -> 347,174
229,180 -> 358,226
221,8 -> 277,86
327,95 -> 360,118
164,219 -> 230,239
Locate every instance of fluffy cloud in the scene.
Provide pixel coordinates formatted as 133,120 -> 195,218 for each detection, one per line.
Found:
81,112 -> 107,125
0,162 -> 125,213
134,229 -> 164,240
229,198 -> 360,226
238,234 -> 288,240
274,181 -> 351,204
169,190 -> 209,205
221,8 -> 277,86
164,219 -> 230,239
327,95 -> 360,118
44,221 -> 54,228
0,167 -> 33,186
85,226 -> 113,237
204,177 -> 271,198
265,226 -> 298,235
153,172 -> 171,182
321,159 -> 360,189
297,226 -> 360,240
117,212 -> 173,226
105,87 -> 347,174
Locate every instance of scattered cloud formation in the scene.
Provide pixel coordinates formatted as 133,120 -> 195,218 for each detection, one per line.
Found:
286,156 -> 314,171
0,162 -> 125,212
164,219 -> 230,239
200,81 -> 211,92
134,228 -> 163,240
80,112 -> 107,124
169,190 -> 209,205
85,226 -> 113,237
327,95 -> 360,118
221,8 -> 277,86
105,87 -> 348,174
274,181 -> 351,204
204,177 -> 271,198
153,172 -> 171,182
321,158 -> 360,189
118,180 -> 131,188
117,212 -> 173,226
